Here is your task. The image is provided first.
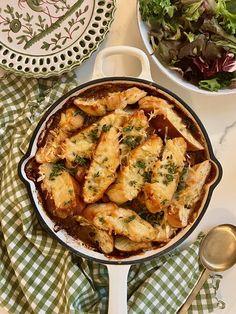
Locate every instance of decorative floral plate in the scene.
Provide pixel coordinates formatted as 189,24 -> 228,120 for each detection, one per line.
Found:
0,0 -> 116,77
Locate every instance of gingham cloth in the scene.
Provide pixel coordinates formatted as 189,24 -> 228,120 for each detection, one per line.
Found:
0,72 -> 225,314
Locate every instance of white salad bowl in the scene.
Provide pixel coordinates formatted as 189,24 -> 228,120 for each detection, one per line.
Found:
137,4 -> 236,96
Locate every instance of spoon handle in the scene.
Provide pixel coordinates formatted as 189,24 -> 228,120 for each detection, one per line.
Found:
178,269 -> 210,314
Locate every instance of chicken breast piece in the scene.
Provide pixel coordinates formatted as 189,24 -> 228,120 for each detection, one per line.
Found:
120,110 -> 149,161
62,110 -> 127,166
153,218 -> 177,242
74,87 -> 147,116
82,202 -> 117,221
114,236 -> 152,252
167,160 -> 211,228
39,163 -> 85,218
139,96 -> 204,151
63,124 -> 98,166
59,107 -> 85,132
82,203 -> 158,242
75,216 -> 114,254
36,129 -> 67,164
36,107 -> 84,164
144,137 -> 187,213
107,135 -> 163,204
83,127 -> 120,203
122,87 -> 147,104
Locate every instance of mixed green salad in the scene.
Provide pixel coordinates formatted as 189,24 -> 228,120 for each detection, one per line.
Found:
139,0 -> 236,91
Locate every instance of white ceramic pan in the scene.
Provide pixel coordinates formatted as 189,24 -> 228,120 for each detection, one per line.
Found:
19,46 -> 222,314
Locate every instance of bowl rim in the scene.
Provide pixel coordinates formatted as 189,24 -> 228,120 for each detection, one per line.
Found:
136,2 -> 236,96
18,76 -> 223,265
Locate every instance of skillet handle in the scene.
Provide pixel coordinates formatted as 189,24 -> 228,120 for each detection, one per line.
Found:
92,45 -> 153,81
106,264 -> 131,314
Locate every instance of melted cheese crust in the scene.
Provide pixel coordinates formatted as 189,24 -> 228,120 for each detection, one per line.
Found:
36,107 -> 85,164
82,203 -> 158,242
120,110 -> 149,161
83,127 -> 120,203
167,160 -> 211,227
106,135 -> 163,204
62,110 -> 127,166
74,87 -> 147,116
39,163 -> 85,218
144,137 -> 187,213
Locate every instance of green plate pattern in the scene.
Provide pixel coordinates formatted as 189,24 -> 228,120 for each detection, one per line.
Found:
0,0 -> 116,78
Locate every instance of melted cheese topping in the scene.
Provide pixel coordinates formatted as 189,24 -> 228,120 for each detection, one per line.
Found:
62,110 -> 127,165
167,160 -> 211,227
74,87 -> 147,116
39,163 -> 84,218
83,127 -> 120,203
144,137 -> 187,213
107,135 -> 163,204
120,110 -> 149,161
83,203 -> 158,242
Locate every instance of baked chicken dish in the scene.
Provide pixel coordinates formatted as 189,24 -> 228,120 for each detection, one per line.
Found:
25,83 -> 212,257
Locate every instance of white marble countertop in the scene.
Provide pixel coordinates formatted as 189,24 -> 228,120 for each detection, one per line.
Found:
1,0 -> 236,313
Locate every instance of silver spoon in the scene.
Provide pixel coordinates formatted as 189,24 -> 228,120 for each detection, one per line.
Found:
179,224 -> 236,314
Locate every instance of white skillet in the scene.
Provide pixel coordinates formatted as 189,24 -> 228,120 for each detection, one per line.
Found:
19,46 -> 222,314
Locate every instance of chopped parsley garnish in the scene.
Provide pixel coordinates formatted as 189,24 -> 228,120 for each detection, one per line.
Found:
162,161 -> 178,185
64,199 -> 72,206
176,166 -> 188,193
49,163 -> 66,180
89,128 -> 99,142
99,217 -> 105,224
165,161 -> 178,174
136,160 -> 146,169
88,185 -> 97,192
124,215 -> 136,223
140,210 -> 164,227
123,125 -> 142,132
133,203 -> 164,227
93,171 -> 100,178
163,174 -> 175,185
161,199 -> 168,206
73,108 -> 87,117
102,124 -> 112,132
123,126 -> 134,132
74,155 -> 88,166
142,171 -> 152,182
129,180 -> 137,186
122,136 -> 142,149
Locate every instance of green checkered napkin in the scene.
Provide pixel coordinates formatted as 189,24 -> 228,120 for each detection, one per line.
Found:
0,72 -> 225,314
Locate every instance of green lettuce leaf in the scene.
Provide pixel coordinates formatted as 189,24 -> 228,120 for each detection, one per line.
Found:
182,0 -> 204,21
200,17 -> 236,43
139,0 -> 175,21
155,39 -> 182,64
184,31 -> 196,42
216,0 -> 236,34
199,72 -> 235,91
211,35 -> 236,53
199,78 -> 222,91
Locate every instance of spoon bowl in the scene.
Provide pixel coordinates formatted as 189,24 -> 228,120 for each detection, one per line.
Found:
179,224 -> 236,314
200,224 -> 236,272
